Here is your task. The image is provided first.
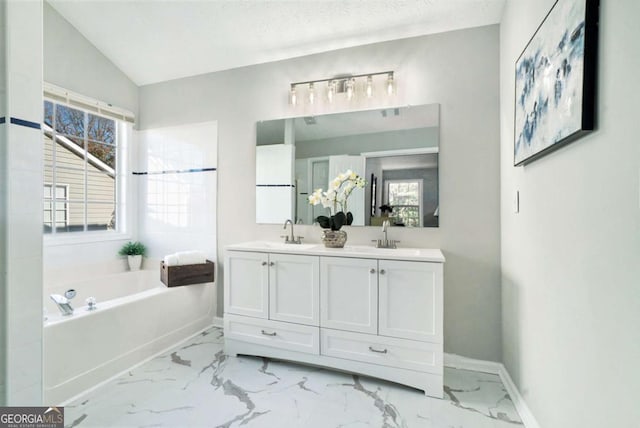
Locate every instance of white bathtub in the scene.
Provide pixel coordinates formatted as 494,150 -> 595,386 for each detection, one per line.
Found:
44,269 -> 215,404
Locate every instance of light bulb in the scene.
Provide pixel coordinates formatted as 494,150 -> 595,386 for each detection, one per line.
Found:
290,85 -> 297,106
346,78 -> 355,100
308,83 -> 315,104
387,73 -> 395,95
327,81 -> 335,103
365,76 -> 373,98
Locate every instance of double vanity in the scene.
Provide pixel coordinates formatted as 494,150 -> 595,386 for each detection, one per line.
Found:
223,241 -> 444,397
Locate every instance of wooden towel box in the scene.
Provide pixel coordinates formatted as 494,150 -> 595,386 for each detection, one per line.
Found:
160,260 -> 215,287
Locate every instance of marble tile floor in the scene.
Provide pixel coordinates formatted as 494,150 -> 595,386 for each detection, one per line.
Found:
64,327 -> 523,428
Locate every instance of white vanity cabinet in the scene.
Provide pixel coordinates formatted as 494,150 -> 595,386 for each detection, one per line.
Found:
378,259 -> 443,343
320,257 -> 378,334
268,253 -> 319,326
224,242 -> 445,397
224,251 -> 320,355
224,251 -> 320,325
224,251 -> 269,319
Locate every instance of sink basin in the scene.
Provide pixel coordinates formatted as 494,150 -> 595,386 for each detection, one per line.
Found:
340,245 -> 422,256
235,241 -> 317,251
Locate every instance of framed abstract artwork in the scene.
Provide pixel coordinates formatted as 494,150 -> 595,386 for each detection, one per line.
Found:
514,0 -> 599,166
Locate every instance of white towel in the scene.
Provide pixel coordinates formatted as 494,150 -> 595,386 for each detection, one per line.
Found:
164,251 -> 206,266
163,254 -> 180,266
176,250 -> 206,265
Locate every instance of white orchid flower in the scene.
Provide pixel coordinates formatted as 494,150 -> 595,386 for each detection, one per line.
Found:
307,170 -> 365,215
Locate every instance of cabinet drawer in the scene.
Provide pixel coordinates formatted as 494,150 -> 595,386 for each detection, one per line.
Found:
225,314 -> 319,355
321,328 -> 442,374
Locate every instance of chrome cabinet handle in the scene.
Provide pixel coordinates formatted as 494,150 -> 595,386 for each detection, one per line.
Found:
261,261 -> 267,266
370,268 -> 376,274
261,330 -> 277,336
379,269 -> 386,275
368,346 -> 388,354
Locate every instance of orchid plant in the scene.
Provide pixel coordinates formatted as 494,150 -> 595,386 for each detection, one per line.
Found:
308,170 -> 365,230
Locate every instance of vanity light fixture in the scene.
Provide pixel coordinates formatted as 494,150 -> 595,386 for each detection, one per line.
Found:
346,78 -> 355,100
365,75 -> 373,98
308,82 -> 315,104
289,71 -> 395,106
327,80 -> 336,103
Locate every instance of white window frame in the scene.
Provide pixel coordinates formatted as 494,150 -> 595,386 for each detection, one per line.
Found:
384,178 -> 424,227
43,84 -> 135,246
44,183 -> 70,230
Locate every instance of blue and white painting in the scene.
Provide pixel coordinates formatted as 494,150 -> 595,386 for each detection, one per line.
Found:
514,0 -> 587,165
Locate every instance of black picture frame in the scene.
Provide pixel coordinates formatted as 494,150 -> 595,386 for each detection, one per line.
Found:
513,0 -> 599,166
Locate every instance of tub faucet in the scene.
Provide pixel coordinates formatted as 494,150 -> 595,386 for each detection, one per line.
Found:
50,294 -> 74,316
282,219 -> 303,244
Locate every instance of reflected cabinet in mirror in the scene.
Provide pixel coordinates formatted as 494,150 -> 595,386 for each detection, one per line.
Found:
256,104 -> 439,228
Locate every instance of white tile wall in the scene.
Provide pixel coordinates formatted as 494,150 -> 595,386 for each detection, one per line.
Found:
2,0 -> 44,406
0,0 -> 6,399
137,121 -> 218,263
0,120 -> 5,405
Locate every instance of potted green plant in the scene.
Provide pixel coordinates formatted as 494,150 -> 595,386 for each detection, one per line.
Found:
118,241 -> 147,271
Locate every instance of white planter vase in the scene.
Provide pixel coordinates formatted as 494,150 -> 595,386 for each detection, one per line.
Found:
127,255 -> 142,271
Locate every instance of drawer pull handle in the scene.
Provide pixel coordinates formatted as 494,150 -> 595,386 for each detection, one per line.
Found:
369,268 -> 376,274
261,330 -> 277,337
269,262 -> 275,266
379,269 -> 386,275
368,346 -> 388,354
261,261 -> 268,266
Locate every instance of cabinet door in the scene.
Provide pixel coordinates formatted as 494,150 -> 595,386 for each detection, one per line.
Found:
320,257 -> 378,334
224,251 -> 269,319
269,253 -> 319,326
378,260 -> 443,343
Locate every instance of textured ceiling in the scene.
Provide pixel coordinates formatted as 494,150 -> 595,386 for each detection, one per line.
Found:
47,0 -> 506,86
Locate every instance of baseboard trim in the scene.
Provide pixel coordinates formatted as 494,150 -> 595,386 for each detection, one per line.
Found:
444,353 -> 541,428
212,316 -> 224,328
497,364 -> 541,428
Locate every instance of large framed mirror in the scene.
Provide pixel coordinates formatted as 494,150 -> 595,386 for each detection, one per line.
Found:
256,104 -> 439,227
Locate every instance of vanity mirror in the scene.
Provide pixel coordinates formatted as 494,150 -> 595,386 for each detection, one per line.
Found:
256,104 -> 439,227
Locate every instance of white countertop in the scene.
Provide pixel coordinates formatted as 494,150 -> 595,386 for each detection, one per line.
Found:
226,241 -> 445,263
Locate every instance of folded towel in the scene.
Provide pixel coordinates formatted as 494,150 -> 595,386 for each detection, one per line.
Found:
164,251 -> 206,266
176,250 -> 206,265
163,254 -> 180,266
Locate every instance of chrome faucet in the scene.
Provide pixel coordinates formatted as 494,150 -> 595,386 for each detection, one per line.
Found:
282,219 -> 303,244
373,220 -> 399,249
50,289 -> 77,316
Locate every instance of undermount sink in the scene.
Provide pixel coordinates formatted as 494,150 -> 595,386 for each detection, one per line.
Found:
241,241 -> 318,251
340,245 -> 423,256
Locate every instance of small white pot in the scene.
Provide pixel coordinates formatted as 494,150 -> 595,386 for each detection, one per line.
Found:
127,255 -> 142,271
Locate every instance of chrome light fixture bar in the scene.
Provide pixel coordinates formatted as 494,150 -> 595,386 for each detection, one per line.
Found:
290,71 -> 395,105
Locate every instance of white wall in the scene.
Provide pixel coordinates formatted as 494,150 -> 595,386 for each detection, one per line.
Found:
140,25 -> 502,361
43,2 -> 137,115
0,0 -> 6,405
1,0 -> 44,405
500,1 -> 640,427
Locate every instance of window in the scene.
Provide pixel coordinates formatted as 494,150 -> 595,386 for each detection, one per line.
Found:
44,184 -> 69,231
43,100 -> 118,234
385,179 -> 423,227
